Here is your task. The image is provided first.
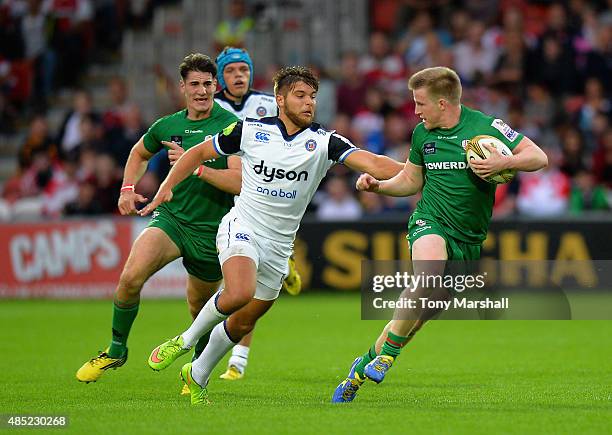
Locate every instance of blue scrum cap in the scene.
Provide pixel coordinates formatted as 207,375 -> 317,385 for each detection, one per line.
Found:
216,47 -> 254,90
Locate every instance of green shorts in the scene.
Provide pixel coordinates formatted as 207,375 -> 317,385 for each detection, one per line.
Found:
147,208 -> 222,282
407,212 -> 481,261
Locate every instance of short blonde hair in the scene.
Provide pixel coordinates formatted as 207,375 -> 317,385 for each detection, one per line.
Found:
408,67 -> 462,105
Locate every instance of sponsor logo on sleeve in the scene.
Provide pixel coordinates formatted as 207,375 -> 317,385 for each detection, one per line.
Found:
222,121 -> 238,136
491,119 -> 519,141
235,233 -> 251,242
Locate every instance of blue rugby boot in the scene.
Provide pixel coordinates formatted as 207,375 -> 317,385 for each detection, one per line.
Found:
363,355 -> 394,384
332,357 -> 365,403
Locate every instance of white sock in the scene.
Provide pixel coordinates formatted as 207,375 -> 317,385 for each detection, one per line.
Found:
182,290 -> 228,347
228,345 -> 250,373
191,322 -> 236,386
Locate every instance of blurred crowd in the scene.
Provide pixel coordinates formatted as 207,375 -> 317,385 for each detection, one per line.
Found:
1,0 -> 611,221
0,0 -> 180,122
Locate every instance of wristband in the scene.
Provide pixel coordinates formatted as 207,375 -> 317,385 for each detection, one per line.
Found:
120,184 -> 135,193
194,166 -> 204,177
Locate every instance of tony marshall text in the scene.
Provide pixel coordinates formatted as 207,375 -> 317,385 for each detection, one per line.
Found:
372,297 -> 510,310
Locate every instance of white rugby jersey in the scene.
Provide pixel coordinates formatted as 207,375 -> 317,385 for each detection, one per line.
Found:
214,90 -> 278,120
212,117 -> 359,242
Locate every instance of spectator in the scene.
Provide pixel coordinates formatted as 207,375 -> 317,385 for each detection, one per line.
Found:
540,3 -> 577,58
0,91 -> 18,133
492,30 -> 527,95
64,178 -> 101,215
576,77 -> 611,149
56,89 -> 96,157
91,153 -> 121,214
559,126 -> 588,177
452,20 -> 499,85
478,85 -> 510,121
0,5 -> 25,61
213,0 -> 254,52
101,76 -> 130,132
353,87 -> 386,152
516,148 -> 570,217
358,31 -> 406,96
397,10 -> 438,67
593,127 -> 612,188
524,83 -> 558,140
105,102 -> 146,168
581,18 -> 611,95
93,0 -> 124,56
18,114 -> 58,169
336,51 -> 367,117
330,113 -> 355,143
506,104 -> 552,150
359,190 -> 387,218
526,35 -> 578,96
65,113 -> 104,163
309,64 -> 336,126
365,111 -> 409,156
48,0 -> 94,87
569,170 -> 609,213
316,177 -> 362,221
493,179 -> 519,218
21,0 -> 56,109
448,8 -> 469,44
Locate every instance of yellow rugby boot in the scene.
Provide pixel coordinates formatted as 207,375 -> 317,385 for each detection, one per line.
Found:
76,348 -> 127,383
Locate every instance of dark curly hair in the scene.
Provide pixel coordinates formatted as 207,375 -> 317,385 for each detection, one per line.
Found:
273,66 -> 319,96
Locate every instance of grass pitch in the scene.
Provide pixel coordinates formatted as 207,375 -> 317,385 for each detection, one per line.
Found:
1,293 -> 611,434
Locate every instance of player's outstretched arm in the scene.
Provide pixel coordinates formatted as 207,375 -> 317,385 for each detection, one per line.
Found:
343,150 -> 404,181
470,136 -> 548,179
138,138 -> 220,216
118,137 -> 154,215
194,155 -> 242,195
362,160 -> 424,197
346,151 -> 423,197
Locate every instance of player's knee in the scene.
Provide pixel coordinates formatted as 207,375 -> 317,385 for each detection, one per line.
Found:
118,266 -> 147,295
224,284 -> 255,307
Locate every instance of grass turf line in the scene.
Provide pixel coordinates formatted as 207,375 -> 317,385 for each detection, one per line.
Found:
1,293 -> 611,434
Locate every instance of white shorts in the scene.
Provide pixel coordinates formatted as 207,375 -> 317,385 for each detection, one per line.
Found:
216,209 -> 291,301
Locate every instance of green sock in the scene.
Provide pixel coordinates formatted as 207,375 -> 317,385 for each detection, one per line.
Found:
354,345 -> 377,377
108,302 -> 139,358
192,331 -> 211,361
380,331 -> 409,359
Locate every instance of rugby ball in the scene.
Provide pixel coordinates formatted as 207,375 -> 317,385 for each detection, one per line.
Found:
466,135 -> 516,184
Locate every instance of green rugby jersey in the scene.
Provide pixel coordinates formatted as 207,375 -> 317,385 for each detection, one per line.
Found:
409,105 -> 523,243
143,102 -> 239,231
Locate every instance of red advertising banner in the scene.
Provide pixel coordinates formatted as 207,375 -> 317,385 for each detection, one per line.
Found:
0,219 -> 132,298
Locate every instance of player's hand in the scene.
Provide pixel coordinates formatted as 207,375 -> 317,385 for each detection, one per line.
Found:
118,190 -> 148,215
162,140 -> 184,166
138,187 -> 173,216
356,173 -> 380,192
469,144 -> 510,178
